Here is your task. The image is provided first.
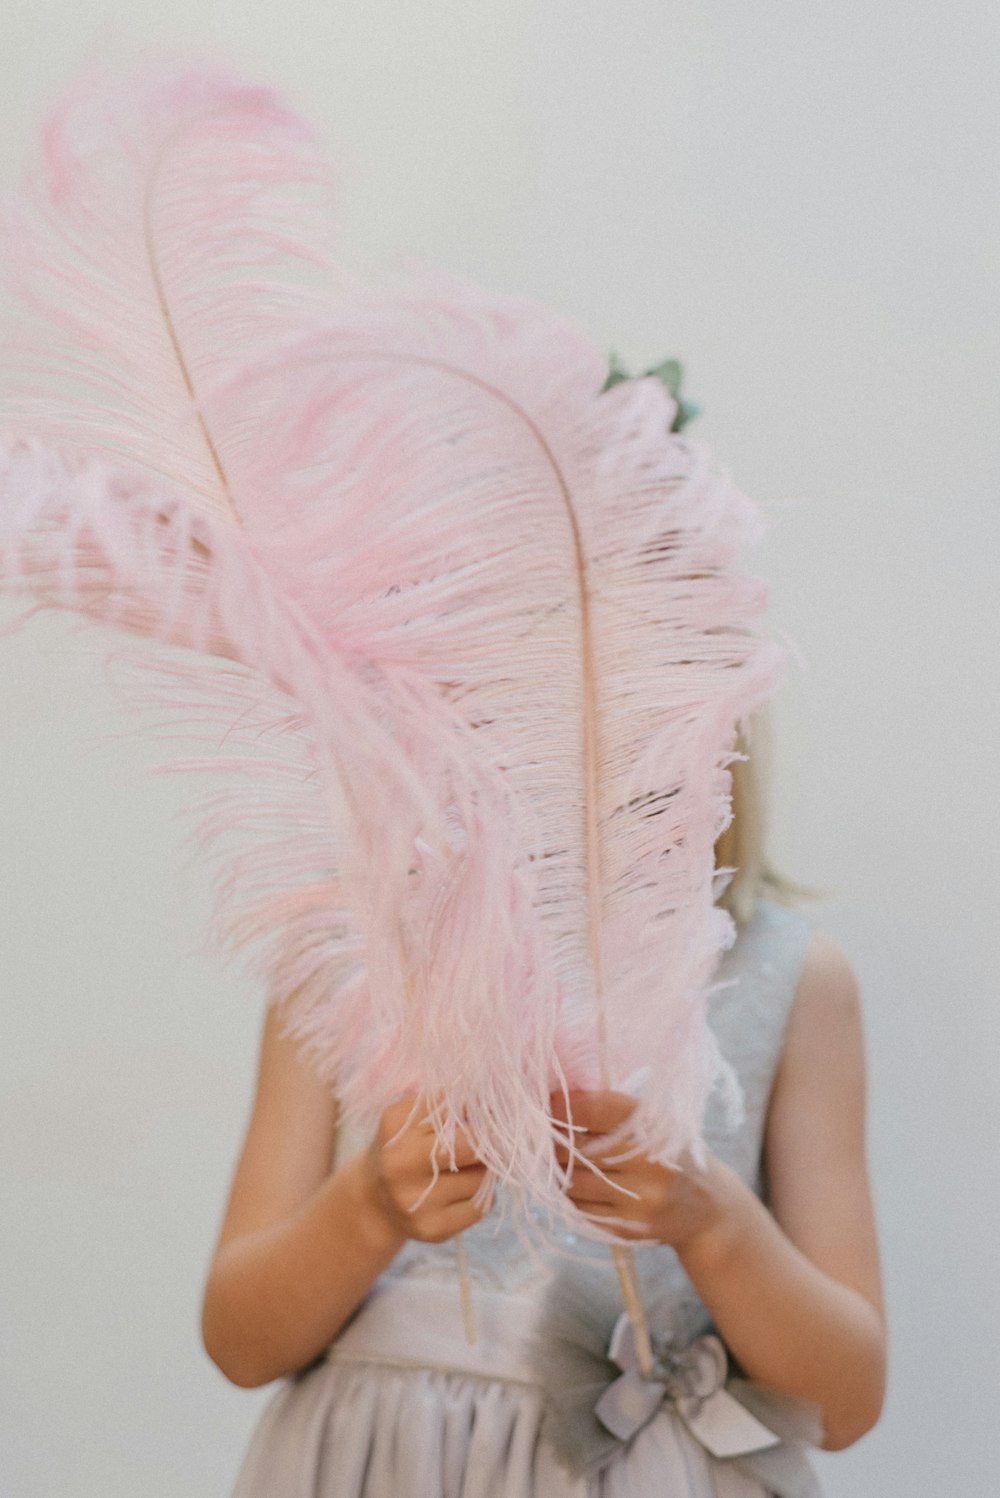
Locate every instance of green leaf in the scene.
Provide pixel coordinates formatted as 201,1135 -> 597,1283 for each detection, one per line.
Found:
601,352 -> 701,432
600,349 -> 632,392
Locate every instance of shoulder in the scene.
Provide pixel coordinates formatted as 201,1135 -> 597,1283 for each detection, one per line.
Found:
763,926 -> 878,1275
796,927 -> 859,995
761,926 -> 886,1385
209,1001 -> 340,1260
781,928 -> 864,1067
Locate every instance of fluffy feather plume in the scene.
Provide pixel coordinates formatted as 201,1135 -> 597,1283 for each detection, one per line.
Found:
0,55 -> 566,1215
0,58 -> 786,1248
212,264 -> 786,1186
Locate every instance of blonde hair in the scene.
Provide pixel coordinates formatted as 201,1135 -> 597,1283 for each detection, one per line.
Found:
713,703 -> 827,929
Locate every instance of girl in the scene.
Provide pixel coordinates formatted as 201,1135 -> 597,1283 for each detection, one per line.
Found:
202,714 -> 887,1497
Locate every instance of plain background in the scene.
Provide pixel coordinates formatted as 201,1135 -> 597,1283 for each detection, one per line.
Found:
1,4 -> 997,1495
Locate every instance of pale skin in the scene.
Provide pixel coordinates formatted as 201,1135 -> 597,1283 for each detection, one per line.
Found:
200,929 -> 886,1453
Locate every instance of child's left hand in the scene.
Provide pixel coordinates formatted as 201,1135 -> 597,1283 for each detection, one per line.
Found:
549,1089 -> 736,1252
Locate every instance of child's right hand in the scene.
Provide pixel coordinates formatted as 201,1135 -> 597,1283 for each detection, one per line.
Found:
359,1093 -> 495,1244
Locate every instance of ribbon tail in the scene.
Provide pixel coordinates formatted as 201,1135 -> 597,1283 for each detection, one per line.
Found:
722,1378 -> 827,1498
728,1445 -> 825,1498
675,1386 -> 782,1458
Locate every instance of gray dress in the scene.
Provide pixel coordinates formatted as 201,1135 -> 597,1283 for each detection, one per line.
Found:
230,898 -> 825,1497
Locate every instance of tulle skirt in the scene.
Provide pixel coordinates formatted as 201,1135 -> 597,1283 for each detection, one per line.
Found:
228,1275 -> 778,1498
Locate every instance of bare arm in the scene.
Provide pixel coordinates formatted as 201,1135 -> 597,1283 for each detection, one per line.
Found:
554,930 -> 887,1452
677,931 -> 887,1450
199,1003 -> 398,1388
200,1002 -> 491,1389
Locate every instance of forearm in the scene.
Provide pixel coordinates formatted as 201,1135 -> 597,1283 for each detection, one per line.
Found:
677,1161 -> 886,1451
201,1152 -> 406,1388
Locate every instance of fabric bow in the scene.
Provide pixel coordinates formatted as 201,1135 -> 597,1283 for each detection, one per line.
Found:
532,1260 -> 826,1498
595,1312 -> 782,1458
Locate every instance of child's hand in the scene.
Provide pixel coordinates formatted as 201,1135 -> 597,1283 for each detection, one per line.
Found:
360,1093 -> 495,1245
550,1089 -> 735,1251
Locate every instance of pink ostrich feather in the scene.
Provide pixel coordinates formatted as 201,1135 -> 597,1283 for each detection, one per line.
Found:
0,57 -> 786,1251
0,54 -> 564,1210
233,265 -> 786,1197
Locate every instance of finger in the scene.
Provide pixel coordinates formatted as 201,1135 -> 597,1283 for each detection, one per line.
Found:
413,1092 -> 474,1129
429,1130 -> 481,1171
413,1090 -> 449,1131
555,1138 -> 627,1166
565,1172 -> 640,1206
556,1136 -> 645,1176
406,1164 -> 489,1213
549,1089 -> 638,1135
380,1093 -> 425,1149
431,1163 -> 490,1205
570,1200 -> 651,1237
394,1090 -> 459,1135
411,1097 -> 479,1154
424,1191 -> 495,1240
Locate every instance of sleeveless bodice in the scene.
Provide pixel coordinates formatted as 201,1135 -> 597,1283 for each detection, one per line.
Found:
233,898 -> 824,1498
335,897 -> 814,1327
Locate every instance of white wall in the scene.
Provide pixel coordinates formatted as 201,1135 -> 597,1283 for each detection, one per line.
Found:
1,3 -> 997,1493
